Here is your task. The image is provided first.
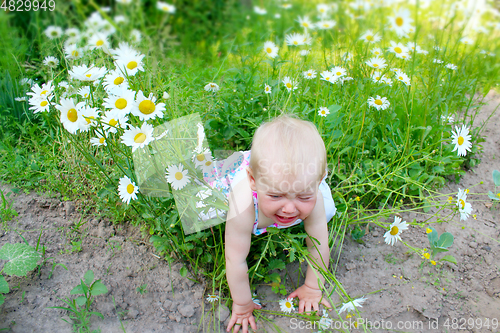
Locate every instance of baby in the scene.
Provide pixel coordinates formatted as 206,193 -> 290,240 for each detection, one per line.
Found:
224,115 -> 336,332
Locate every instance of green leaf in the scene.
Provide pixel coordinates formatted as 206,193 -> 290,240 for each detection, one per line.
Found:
84,270 -> 94,285
179,266 -> 187,277
0,276 -> 9,294
90,281 -> 108,296
431,247 -> 449,256
493,170 -> 500,187
267,259 -> 285,271
488,191 -> 500,201
75,296 -> 87,307
0,243 -> 41,277
70,284 -> 84,295
89,311 -> 104,319
440,255 -> 458,265
427,227 -> 438,246
436,232 -> 454,248
0,294 -> 4,306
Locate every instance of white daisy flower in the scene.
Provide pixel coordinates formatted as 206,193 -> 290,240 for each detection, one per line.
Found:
118,176 -> 139,204
460,37 -> 474,45
68,64 -> 107,82
445,63 -> 458,70
115,51 -> 146,76
64,44 -> 83,60
316,20 -> 336,30
28,96 -> 51,114
297,16 -> 313,30
130,29 -> 142,43
27,81 -> 54,100
320,70 -> 335,83
433,59 -> 444,64
359,30 -> 381,43
121,122 -> 155,152
282,77 -> 298,92
253,6 -> 267,15
365,56 -> 387,69
285,33 -> 305,46
101,109 -> 129,134
90,133 -> 107,147
318,312 -> 332,330
317,4 -> 330,17
318,107 -> 330,117
114,15 -> 128,24
156,1 -> 175,13
103,69 -> 129,94
279,298 -> 295,313
15,97 -> 27,102
388,8 -> 414,37
131,91 -> 165,121
103,88 -> 135,114
303,69 -> 317,79
43,56 -> 59,68
388,41 -> 409,57
394,71 -> 411,86
80,105 -> 100,131
338,296 -> 367,314
166,163 -> 191,190
441,114 -> 454,123
451,125 -> 472,157
264,84 -> 272,94
281,3 -> 292,9
77,86 -> 91,99
44,26 -> 63,39
371,71 -> 383,83
204,82 -> 220,92
193,150 -> 213,169
56,99 -> 86,134
383,216 -> 408,246
367,96 -> 390,110
331,66 -> 346,78
65,27 -> 80,39
458,196 -> 473,220
299,50 -> 310,56
263,41 -> 279,58
88,33 -> 111,53
206,294 -> 219,303
371,47 -> 383,56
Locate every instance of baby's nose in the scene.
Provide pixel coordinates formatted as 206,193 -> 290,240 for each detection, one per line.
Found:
282,201 -> 297,214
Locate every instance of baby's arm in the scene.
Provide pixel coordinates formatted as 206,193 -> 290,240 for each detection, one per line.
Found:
289,191 -> 331,313
225,182 -> 260,332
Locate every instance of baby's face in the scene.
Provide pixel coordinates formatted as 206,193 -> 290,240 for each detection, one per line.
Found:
248,167 -> 320,227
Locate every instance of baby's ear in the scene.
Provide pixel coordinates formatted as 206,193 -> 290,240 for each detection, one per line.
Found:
246,167 -> 257,191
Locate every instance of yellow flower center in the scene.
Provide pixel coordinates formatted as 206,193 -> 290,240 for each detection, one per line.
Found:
115,98 -> 128,109
375,76 -> 380,80
196,154 -> 205,161
459,199 -> 465,209
293,41 -> 298,45
375,99 -> 383,105
398,76 -> 404,80
457,136 -> 464,145
99,137 -> 105,144
134,133 -> 146,143
139,100 -> 156,114
205,161 -> 212,166
114,77 -> 124,85
126,184 -> 135,194
127,61 -> 137,70
302,22 -> 309,28
162,5 -> 168,10
390,226 -> 399,236
40,100 -> 48,107
373,64 -> 379,68
96,40 -> 104,46
51,31 -> 58,36
266,47 -> 272,54
394,47 -> 402,53
109,119 -> 118,126
85,74 -> 92,78
175,171 -> 183,180
41,90 -> 48,95
396,17 -> 403,26
285,301 -> 292,308
366,35 -> 373,41
286,83 -> 292,88
72,50 -> 79,57
85,116 -> 95,124
67,108 -> 78,122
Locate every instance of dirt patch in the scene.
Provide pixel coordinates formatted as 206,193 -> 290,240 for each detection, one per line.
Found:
0,92 -> 499,333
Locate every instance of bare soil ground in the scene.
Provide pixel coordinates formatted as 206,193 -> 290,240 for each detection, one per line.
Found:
0,92 -> 499,333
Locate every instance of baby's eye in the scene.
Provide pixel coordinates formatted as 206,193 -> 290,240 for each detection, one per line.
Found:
270,195 -> 281,198
299,197 -> 313,201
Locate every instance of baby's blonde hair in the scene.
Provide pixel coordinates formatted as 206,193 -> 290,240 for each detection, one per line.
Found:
249,114 -> 327,186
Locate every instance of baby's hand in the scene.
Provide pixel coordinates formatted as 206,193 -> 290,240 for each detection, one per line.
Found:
226,300 -> 261,333
288,284 -> 331,313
